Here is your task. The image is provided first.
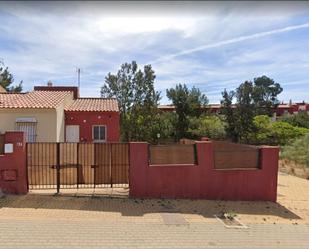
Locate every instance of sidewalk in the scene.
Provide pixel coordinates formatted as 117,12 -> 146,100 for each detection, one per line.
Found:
0,219 -> 308,249
0,173 -> 308,248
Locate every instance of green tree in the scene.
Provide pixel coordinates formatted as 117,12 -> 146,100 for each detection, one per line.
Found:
221,81 -> 255,143
166,84 -> 208,140
0,62 -> 23,93
101,61 -> 160,142
235,81 -> 256,143
252,75 -> 283,115
220,76 -> 283,143
220,89 -> 238,142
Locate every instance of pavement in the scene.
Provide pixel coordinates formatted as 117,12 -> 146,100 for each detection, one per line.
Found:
0,172 -> 308,249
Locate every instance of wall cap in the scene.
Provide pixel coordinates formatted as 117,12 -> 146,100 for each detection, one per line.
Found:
4,131 -> 24,135
258,145 -> 280,149
195,141 -> 212,144
149,163 -> 197,167
214,168 -> 261,171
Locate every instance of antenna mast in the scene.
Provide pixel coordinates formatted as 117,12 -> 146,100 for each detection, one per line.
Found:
77,68 -> 81,88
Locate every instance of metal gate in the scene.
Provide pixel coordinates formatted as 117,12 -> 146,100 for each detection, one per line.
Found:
27,142 -> 129,192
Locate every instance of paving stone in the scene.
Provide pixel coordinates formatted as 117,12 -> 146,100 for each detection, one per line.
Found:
160,212 -> 188,225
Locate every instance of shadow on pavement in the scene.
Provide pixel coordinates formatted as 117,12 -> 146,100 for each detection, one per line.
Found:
0,191 -> 301,220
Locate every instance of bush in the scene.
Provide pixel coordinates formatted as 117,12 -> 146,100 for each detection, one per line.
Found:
281,133 -> 309,167
281,111 -> 309,128
189,115 -> 226,140
270,121 -> 305,145
248,115 -> 309,145
155,112 -> 178,142
249,115 -> 272,144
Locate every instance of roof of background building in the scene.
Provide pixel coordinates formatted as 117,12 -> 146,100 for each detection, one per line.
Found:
158,104 -> 233,110
159,103 -> 308,110
0,91 -> 73,109
278,104 -> 290,108
158,105 -> 175,109
65,98 -> 119,112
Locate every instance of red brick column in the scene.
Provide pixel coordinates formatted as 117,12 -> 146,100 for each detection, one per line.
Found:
259,146 -> 280,202
129,142 -> 149,198
0,132 -> 28,194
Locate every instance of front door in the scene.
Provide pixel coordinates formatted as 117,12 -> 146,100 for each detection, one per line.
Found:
66,125 -> 80,142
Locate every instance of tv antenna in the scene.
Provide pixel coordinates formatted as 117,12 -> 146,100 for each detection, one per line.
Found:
76,67 -> 83,88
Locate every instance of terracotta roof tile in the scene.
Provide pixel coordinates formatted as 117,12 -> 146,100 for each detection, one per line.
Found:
0,91 -> 73,109
65,98 -> 119,112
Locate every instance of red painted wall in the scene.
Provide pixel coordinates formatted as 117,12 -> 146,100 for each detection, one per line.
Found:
129,142 -> 279,201
275,104 -> 309,116
65,111 -> 120,142
0,132 -> 28,194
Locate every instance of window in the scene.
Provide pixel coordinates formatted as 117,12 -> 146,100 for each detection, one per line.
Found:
15,118 -> 37,142
93,125 -> 106,142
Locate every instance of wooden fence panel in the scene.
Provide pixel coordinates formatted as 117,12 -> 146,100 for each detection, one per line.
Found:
94,143 -> 111,184
27,143 -> 57,187
27,142 -> 129,189
213,141 -> 260,169
111,143 -> 129,184
150,144 -> 197,165
59,143 -> 78,186
78,143 -> 94,185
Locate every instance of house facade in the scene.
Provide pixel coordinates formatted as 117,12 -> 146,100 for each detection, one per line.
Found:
64,98 -> 119,143
0,85 -> 120,143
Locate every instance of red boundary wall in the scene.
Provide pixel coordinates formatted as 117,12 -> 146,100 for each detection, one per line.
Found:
0,132 -> 28,194
129,141 -> 279,201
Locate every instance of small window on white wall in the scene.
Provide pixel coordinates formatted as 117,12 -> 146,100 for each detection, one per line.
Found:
93,125 -> 106,142
15,118 -> 37,142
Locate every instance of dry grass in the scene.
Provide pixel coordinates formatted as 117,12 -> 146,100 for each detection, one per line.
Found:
279,159 -> 309,180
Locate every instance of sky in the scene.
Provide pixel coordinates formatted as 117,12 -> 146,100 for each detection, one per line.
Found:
0,1 -> 309,104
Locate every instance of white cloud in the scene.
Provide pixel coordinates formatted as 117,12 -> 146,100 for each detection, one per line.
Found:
0,1 -> 309,102
148,23 -> 309,64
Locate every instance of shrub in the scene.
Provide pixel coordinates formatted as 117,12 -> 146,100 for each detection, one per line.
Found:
189,115 -> 226,140
249,115 -> 272,144
281,111 -> 309,129
154,112 -> 178,142
270,121 -> 304,145
281,133 -> 309,167
248,115 -> 309,145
